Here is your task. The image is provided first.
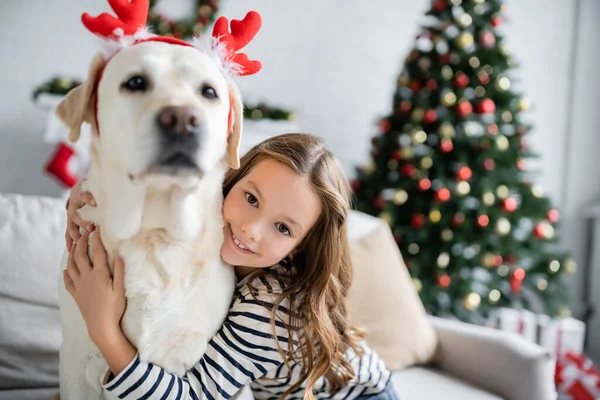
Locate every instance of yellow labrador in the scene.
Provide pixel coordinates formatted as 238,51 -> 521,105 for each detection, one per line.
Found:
55,2 -> 262,398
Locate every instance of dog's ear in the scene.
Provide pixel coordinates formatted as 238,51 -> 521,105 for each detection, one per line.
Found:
225,84 -> 243,169
56,52 -> 106,143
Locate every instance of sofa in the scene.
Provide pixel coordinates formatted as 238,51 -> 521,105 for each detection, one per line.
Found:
0,193 -> 558,400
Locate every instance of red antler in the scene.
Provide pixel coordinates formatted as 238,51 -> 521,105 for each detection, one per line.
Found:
82,0 -> 149,39
212,11 -> 262,76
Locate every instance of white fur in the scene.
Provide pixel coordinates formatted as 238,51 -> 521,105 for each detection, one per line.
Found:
58,41 -> 238,399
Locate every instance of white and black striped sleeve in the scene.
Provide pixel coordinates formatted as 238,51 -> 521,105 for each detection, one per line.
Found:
102,286 -> 291,400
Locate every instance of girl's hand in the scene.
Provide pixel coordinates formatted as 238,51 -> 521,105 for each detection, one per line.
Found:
63,229 -> 126,347
66,179 -> 97,252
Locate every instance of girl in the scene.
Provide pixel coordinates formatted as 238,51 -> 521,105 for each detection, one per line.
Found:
64,133 -> 397,400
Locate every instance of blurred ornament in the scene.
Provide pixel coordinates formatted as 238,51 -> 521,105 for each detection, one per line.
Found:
454,72 -> 470,89
456,181 -> 470,196
537,279 -> 548,291
350,180 -> 360,192
457,99 -> 473,117
558,308 -> 572,318
482,252 -> 496,268
438,274 -> 451,288
534,221 -> 554,239
547,208 -> 560,223
441,90 -> 457,107
399,100 -> 412,113
409,81 -> 422,92
379,211 -> 392,224
479,30 -> 496,48
392,149 -> 402,160
565,258 -> 577,275
464,121 -> 484,137
432,0 -> 447,11
477,214 -> 489,228
427,79 -> 438,91
423,109 -> 438,124
482,191 -> 495,206
496,185 -> 509,199
495,217 -> 511,236
363,162 -> 375,173
463,292 -> 481,310
393,189 -> 408,205
459,13 -> 473,27
531,184 -> 544,197
483,158 -> 495,171
441,229 -> 454,241
429,209 -> 442,223
474,86 -> 486,97
457,166 -> 472,181
412,108 -> 425,122
453,212 -> 466,227
518,97 -> 531,111
549,260 -> 561,273
456,32 -> 474,49
419,178 -> 432,191
477,98 -> 496,114
469,56 -> 481,68
374,195 -> 385,209
439,122 -> 456,138
488,123 -> 499,135
378,119 -> 391,132
397,74 -> 409,86
502,197 -> 518,212
473,0 -> 485,3
413,278 -> 423,293
510,269 -> 525,294
498,265 -> 510,277
502,111 -> 513,123
435,188 -> 451,202
412,129 -> 428,143
441,65 -> 454,80
491,15 -> 503,27
402,147 -> 414,160
440,138 -> 454,153
496,76 -> 511,91
418,57 -> 432,71
420,157 -> 434,169
402,164 -> 416,177
387,159 -> 398,170
437,252 -> 451,268
408,243 -> 420,255
489,289 -> 501,303
412,214 -> 426,228
517,158 -> 526,171
478,71 -> 490,85
505,255 -> 517,265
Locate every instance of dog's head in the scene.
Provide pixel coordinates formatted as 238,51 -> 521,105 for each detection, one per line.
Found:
57,1 -> 261,189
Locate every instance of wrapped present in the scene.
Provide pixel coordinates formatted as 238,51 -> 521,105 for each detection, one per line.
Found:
539,316 -> 586,358
487,307 -> 538,343
555,352 -> 600,400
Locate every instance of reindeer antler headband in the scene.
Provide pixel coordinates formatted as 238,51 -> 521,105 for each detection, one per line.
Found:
81,0 -> 262,77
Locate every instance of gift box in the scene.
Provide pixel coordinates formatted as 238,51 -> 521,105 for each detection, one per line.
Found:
539,316 -> 586,358
555,352 -> 600,400
487,307 -> 538,343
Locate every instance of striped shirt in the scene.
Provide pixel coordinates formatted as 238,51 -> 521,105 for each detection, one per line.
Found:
102,266 -> 391,400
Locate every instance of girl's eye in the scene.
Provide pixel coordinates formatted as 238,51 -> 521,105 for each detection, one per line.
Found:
245,192 -> 258,207
276,223 -> 291,236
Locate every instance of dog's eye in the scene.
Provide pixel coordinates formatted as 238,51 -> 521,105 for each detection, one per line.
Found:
122,76 -> 148,92
201,85 -> 218,99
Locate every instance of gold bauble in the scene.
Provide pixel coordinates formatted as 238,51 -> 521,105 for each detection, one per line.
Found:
496,185 -> 509,199
469,56 -> 481,68
412,129 -> 427,144
398,75 -> 409,86
481,252 -> 496,268
418,57 -> 432,71
495,217 -> 511,236
463,292 -> 481,310
363,162 -> 375,173
482,191 -> 495,206
502,111 -> 513,123
456,32 -> 474,49
441,91 -> 457,107
537,279 -> 548,291
408,243 -> 420,255
412,108 -> 425,122
421,157 -> 433,169
439,122 -> 456,137
456,181 -> 470,196
565,258 -> 577,275
441,229 -> 454,241
497,264 -> 510,277
393,190 -> 408,205
413,278 -> 423,293
429,209 -> 442,223
401,147 -> 415,159
387,159 -> 398,170
531,184 -> 544,197
475,86 -> 486,97
379,211 -> 392,224
441,66 -> 454,80
489,289 -> 501,303
437,252 -> 451,269
518,97 -> 532,111
496,134 -> 509,151
497,76 -> 511,91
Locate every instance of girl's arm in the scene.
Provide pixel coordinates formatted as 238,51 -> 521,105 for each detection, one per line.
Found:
65,232 -> 290,400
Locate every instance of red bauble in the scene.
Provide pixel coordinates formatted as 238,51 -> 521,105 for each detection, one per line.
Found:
491,15 -> 503,27
483,158 -> 495,171
493,255 -> 503,267
392,150 -> 402,161
478,72 -> 490,85
453,212 -> 465,227
477,98 -> 496,114
510,276 -> 523,294
517,159 -> 526,171
457,100 -> 473,117
399,100 -> 412,113
502,197 -> 518,212
433,0 -> 447,12
378,119 -> 391,132
435,188 -> 451,203
402,164 -> 416,177
505,255 -> 517,264
513,268 -> 526,281
533,222 -> 546,238
477,214 -> 490,228
440,139 -> 454,153
409,81 -> 422,92
488,123 -> 499,135
439,53 -> 451,64
547,209 -> 560,223
350,180 -> 360,192
480,30 -> 496,48
423,109 -> 438,124
418,178 -> 432,191
427,79 -> 438,91
412,214 -> 426,229
457,166 -> 472,181
454,72 -> 470,89
438,274 -> 451,288
374,196 -> 385,209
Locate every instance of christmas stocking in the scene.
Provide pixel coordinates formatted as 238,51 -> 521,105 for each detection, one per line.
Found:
45,141 -> 78,188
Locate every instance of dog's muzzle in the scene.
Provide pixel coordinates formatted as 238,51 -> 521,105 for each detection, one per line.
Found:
151,106 -> 202,176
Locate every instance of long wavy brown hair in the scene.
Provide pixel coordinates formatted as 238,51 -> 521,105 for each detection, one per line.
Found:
222,133 -> 365,400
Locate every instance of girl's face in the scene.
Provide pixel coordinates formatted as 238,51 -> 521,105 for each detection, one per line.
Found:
221,158 -> 322,277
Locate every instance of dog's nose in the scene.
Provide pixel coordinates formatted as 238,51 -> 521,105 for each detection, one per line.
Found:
157,106 -> 201,137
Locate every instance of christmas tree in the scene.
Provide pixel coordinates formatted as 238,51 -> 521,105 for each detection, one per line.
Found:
351,0 -> 576,323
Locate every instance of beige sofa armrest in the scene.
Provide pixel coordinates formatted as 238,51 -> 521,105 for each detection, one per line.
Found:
428,316 -> 557,400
